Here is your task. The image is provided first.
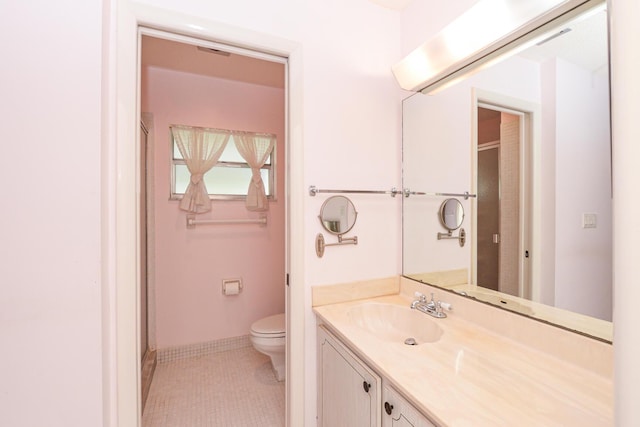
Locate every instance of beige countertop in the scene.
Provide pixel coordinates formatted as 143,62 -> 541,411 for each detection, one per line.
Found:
314,293 -> 613,426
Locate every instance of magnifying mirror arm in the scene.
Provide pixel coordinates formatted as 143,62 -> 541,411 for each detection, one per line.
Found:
315,233 -> 358,258
336,235 -> 357,244
437,228 -> 466,247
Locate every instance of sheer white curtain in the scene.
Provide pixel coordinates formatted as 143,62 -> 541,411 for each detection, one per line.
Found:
171,125 -> 230,213
234,132 -> 276,211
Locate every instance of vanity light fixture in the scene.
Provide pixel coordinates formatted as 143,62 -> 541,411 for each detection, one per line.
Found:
392,0 -> 599,93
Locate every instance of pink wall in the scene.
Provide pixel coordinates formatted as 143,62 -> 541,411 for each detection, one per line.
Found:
142,65 -> 286,348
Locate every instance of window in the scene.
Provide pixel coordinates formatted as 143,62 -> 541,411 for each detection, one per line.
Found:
171,132 -> 275,200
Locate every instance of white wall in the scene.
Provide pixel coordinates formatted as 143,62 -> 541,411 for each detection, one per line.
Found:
611,1 -> 640,425
0,0 -> 104,426
540,58 -> 558,306
552,58 -> 612,320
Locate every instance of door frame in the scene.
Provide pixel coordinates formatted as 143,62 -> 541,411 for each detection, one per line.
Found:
107,2 -> 305,425
140,112 -> 156,354
471,89 -> 539,300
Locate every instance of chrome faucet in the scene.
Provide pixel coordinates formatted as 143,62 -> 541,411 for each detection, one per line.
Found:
410,292 -> 449,318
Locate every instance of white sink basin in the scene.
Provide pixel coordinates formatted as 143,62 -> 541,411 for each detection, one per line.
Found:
347,302 -> 443,345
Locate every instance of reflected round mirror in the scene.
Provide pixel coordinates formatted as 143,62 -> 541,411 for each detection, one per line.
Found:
319,196 -> 358,235
439,198 -> 464,231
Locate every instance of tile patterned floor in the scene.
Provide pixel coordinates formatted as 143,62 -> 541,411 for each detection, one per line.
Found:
142,346 -> 285,426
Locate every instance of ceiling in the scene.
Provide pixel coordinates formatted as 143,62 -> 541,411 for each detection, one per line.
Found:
367,0 -> 412,10
141,35 -> 285,88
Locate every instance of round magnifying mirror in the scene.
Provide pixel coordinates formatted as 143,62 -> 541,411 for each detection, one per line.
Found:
319,195 -> 358,235
439,198 -> 464,231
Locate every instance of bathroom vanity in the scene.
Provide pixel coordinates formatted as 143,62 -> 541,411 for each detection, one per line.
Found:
313,278 -> 612,426
318,325 -> 435,427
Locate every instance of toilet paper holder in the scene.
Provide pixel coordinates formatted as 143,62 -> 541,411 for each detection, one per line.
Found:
222,278 -> 243,296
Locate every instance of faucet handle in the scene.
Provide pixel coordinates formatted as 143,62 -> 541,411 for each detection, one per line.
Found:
414,292 -> 427,302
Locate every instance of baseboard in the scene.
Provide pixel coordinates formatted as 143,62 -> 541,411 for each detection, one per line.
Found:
157,335 -> 251,364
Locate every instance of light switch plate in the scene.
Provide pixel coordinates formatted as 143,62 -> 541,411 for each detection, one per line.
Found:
582,213 -> 597,229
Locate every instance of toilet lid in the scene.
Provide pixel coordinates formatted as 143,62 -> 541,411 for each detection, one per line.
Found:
251,313 -> 285,336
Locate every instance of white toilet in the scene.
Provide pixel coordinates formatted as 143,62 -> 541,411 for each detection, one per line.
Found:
250,313 -> 286,381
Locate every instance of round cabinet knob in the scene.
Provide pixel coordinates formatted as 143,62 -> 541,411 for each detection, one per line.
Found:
384,401 -> 394,415
362,381 -> 371,393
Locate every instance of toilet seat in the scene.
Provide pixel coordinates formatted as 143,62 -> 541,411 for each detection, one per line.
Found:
250,313 -> 285,338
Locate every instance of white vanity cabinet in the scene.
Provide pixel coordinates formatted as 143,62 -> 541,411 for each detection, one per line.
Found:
382,384 -> 436,427
317,325 -> 382,427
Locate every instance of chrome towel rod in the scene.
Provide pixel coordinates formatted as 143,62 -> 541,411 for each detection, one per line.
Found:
186,215 -> 267,228
309,185 -> 400,197
403,189 -> 477,200
308,185 -> 476,200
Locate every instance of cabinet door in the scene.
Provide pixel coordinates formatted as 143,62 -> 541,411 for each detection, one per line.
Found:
382,384 -> 436,427
318,326 -> 381,427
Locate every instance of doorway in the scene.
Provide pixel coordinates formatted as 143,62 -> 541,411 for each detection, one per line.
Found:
113,8 -> 306,425
139,31 -> 288,424
475,103 -> 531,298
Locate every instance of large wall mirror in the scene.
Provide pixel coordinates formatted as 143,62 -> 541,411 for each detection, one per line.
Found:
402,0 -> 612,342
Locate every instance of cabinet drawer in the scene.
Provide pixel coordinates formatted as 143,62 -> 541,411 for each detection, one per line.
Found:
382,384 -> 436,427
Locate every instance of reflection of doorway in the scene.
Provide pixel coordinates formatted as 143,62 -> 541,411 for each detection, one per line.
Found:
476,105 -> 529,298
